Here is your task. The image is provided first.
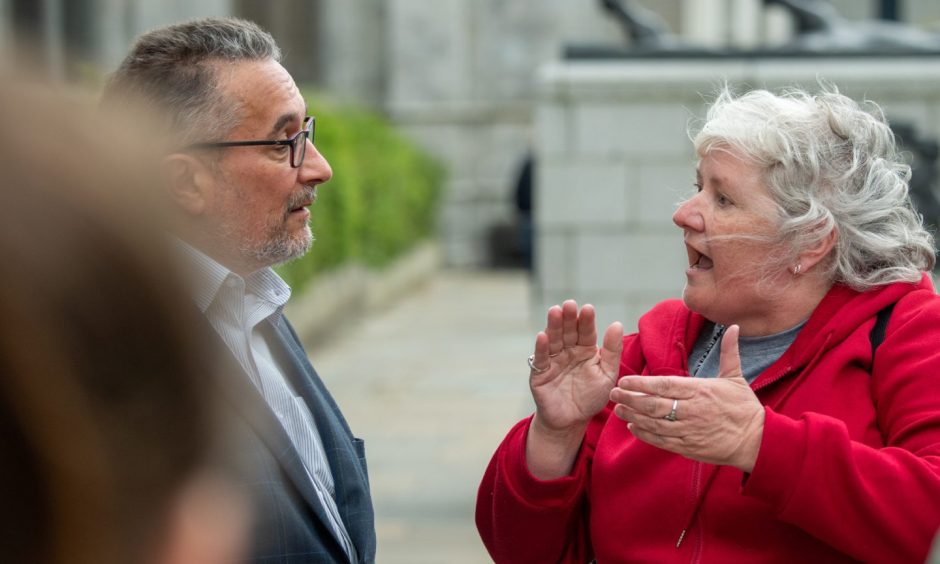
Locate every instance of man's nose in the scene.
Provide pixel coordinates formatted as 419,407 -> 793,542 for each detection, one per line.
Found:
299,140 -> 332,185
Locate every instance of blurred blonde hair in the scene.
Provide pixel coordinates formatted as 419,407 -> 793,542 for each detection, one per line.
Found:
0,75 -> 217,564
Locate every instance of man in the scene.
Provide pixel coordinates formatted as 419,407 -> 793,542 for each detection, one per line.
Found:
103,18 -> 375,563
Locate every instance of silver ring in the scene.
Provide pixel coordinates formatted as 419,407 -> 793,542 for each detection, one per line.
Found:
527,354 -> 547,374
663,398 -> 679,422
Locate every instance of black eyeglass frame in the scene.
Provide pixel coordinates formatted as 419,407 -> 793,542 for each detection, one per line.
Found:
188,116 -> 315,168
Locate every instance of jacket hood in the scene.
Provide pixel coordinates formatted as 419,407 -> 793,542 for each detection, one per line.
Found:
634,274 -> 935,377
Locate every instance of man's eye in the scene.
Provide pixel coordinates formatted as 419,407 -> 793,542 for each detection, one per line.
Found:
693,182 -> 703,193
716,194 -> 731,206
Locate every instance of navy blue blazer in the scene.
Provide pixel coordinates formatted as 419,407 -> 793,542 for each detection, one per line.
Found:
211,315 -> 376,563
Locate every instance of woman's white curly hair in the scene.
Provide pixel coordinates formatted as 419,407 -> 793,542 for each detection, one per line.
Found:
693,84 -> 936,291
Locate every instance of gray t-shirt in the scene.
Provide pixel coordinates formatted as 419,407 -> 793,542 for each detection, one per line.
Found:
689,321 -> 806,384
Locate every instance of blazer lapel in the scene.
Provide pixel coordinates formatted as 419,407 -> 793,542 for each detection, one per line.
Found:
201,320 -> 351,560
265,316 -> 374,560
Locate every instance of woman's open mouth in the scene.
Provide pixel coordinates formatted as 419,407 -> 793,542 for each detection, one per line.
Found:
687,245 -> 714,272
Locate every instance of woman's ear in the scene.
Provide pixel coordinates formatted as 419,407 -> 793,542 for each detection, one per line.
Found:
799,225 -> 838,273
161,153 -> 216,216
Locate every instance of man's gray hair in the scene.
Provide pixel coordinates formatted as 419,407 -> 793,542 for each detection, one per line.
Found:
103,17 -> 281,144
693,85 -> 936,291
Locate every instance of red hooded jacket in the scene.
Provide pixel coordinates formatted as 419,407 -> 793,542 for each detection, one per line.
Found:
477,276 -> 940,563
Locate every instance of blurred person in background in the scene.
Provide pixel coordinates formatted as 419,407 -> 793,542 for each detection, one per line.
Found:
477,86 -> 940,562
103,17 -> 375,563
0,78 -> 248,564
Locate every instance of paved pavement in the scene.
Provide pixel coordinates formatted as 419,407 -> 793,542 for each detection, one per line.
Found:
307,269 -> 538,563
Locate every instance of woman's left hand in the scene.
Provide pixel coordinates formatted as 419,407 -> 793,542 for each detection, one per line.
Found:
609,325 -> 765,472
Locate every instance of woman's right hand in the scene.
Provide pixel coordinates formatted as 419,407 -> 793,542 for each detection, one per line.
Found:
525,300 -> 623,479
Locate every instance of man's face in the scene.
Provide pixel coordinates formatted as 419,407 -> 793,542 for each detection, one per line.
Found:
206,58 -> 331,274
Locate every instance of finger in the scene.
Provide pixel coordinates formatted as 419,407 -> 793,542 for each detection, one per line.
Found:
530,331 -> 551,375
576,304 -> 597,347
609,387 -> 647,405
615,405 -> 687,438
610,388 -> 673,418
618,375 -> 696,400
609,387 -> 649,406
561,300 -> 579,348
718,324 -> 743,380
545,306 -> 563,355
599,322 -> 624,375
628,424 -> 685,454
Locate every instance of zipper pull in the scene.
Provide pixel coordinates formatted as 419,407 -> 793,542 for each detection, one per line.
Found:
676,529 -> 687,548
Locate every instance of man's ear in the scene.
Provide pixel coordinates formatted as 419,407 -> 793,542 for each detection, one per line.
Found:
161,153 -> 217,216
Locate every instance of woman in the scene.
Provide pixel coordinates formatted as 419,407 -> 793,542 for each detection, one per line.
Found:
476,86 -> 940,563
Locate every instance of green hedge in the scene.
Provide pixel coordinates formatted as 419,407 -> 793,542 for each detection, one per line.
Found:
276,92 -> 444,295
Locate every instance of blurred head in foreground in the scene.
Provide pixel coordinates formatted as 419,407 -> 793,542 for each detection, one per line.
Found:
0,77 -> 248,564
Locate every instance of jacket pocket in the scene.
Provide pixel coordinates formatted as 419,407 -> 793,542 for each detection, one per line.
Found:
352,437 -> 366,458
352,437 -> 368,475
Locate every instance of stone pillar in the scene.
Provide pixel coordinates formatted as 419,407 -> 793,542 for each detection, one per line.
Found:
729,0 -> 762,49
680,0 -> 728,47
0,0 -> 10,65
95,0 -> 237,73
320,0 -> 386,107
41,0 -> 65,78
385,0 -> 482,266
385,0 -> 623,268
762,3 -> 794,47
93,0 -> 133,72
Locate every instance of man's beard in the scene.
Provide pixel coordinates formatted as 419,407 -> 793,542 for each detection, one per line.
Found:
216,186 -> 316,270
246,221 -> 313,266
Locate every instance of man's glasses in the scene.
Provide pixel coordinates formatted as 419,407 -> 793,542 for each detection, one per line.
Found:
188,116 -> 315,168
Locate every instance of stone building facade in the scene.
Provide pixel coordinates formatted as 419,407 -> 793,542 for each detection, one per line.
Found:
1,0 -> 938,271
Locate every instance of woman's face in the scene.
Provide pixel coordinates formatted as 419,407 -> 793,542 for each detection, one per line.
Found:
672,149 -> 786,332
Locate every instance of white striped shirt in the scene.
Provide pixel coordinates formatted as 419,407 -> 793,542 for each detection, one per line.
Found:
179,242 -> 356,561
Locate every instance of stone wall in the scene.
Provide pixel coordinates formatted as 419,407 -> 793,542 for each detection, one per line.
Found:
376,0 -> 940,268
534,58 -> 940,333
383,0 -> 626,267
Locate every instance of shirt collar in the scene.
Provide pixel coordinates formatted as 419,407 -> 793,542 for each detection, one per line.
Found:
175,239 -> 292,314
245,265 -> 292,314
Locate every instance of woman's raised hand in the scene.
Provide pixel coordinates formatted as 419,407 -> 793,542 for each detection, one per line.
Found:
530,301 -> 624,431
526,301 -> 623,478
609,325 -> 765,472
